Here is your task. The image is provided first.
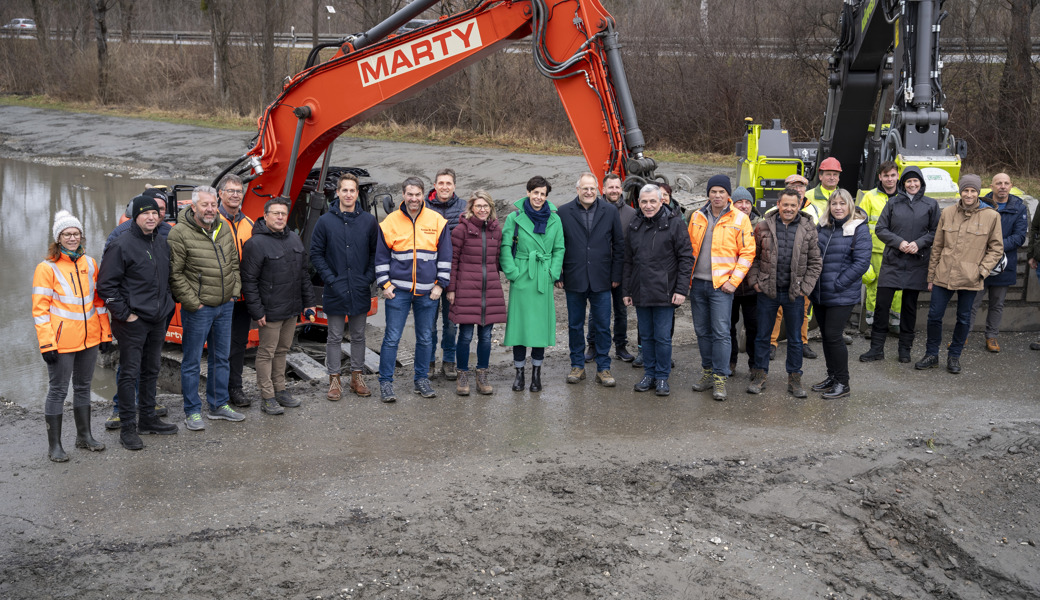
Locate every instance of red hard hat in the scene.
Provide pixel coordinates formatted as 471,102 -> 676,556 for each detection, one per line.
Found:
819,157 -> 842,172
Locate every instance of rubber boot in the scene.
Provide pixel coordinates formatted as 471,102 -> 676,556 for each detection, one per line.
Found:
45,414 -> 68,462
529,366 -> 543,392
511,367 -> 525,392
73,405 -> 105,451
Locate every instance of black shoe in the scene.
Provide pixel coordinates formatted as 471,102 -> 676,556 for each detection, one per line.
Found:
45,414 -> 68,462
120,425 -> 144,451
811,376 -> 836,392
138,414 -> 178,435
583,347 -> 595,363
655,379 -> 670,396
822,382 -> 850,399
1031,341 -> 1040,351
946,356 -> 961,374
616,345 -> 635,362
228,387 -> 251,408
634,375 -> 655,392
898,348 -> 911,363
802,343 -> 818,359
859,349 -> 885,362
914,354 -> 939,370
511,367 -> 525,392
529,366 -> 542,392
769,345 -> 777,360
154,404 -> 168,418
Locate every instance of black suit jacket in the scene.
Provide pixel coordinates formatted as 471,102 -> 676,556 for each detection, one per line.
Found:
557,197 -> 624,293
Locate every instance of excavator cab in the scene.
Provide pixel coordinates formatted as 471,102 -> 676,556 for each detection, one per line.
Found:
736,118 -> 817,212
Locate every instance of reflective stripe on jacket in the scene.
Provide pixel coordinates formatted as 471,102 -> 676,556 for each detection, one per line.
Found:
219,209 -> 254,258
32,253 -> 112,354
375,203 -> 451,295
687,202 -> 756,289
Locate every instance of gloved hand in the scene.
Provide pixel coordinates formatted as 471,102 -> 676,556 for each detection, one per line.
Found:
99,341 -> 114,354
42,350 -> 58,365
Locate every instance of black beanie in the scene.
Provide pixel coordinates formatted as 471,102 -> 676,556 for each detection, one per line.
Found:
706,174 -> 732,196
130,194 -> 160,218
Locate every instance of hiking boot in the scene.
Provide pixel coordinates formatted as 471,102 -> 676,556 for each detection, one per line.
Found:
327,374 -> 342,401
184,413 -> 206,431
45,414 -> 68,462
946,356 -> 962,374
655,379 -> 671,396
380,381 -> 397,403
914,354 -> 939,370
441,361 -> 458,381
105,413 -> 120,430
456,370 -> 470,396
414,378 -> 436,398
1031,341 -> 1040,351
350,371 -> 371,397
769,345 -> 777,360
859,348 -> 885,362
822,382 -> 851,399
261,396 -> 284,415
154,404 -> 168,418
616,345 -> 635,362
275,389 -> 301,408
712,374 -> 727,401
634,375 -> 655,392
632,350 -> 643,368
811,376 -> 836,393
595,370 -> 616,387
746,369 -> 767,394
529,366 -> 543,392
73,405 -> 105,451
475,369 -> 493,395
228,387 -> 251,408
787,373 -> 807,398
207,404 -> 245,421
567,367 -> 586,384
119,424 -> 143,451
985,338 -> 1000,353
511,367 -> 525,392
138,414 -> 178,435
802,343 -> 818,359
898,348 -> 911,363
691,367 -> 713,392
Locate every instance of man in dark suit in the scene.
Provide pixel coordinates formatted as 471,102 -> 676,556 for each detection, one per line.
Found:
555,172 -> 625,387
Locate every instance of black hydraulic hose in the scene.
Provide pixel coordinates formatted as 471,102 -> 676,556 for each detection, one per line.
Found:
283,106 -> 312,199
211,154 -> 248,189
350,0 -> 441,51
306,41 -> 347,69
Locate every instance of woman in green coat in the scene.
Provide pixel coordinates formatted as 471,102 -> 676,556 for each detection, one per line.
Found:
500,176 -> 565,393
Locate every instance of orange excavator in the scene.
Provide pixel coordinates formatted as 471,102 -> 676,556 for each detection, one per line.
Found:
167,0 -> 659,344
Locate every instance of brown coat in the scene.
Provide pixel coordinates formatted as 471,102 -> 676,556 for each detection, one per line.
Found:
928,202 -> 1004,291
746,211 -> 823,299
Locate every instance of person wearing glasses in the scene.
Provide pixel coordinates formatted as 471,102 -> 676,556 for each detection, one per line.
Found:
34,210 -> 113,460
241,197 -> 317,415
216,174 -> 256,409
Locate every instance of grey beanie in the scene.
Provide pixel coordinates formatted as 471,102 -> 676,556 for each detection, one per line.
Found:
959,173 -> 982,193
732,187 -> 754,203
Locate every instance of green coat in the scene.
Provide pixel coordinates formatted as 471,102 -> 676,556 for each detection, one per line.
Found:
500,198 -> 565,348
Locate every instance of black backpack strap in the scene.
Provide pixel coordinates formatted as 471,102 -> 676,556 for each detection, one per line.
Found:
512,220 -> 520,259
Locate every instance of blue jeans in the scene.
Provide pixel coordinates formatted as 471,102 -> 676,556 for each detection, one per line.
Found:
180,301 -> 234,415
431,295 -> 457,363
636,306 -> 674,380
456,323 -> 493,371
690,278 -> 734,375
379,292 -> 438,384
566,289 -> 612,371
754,291 -> 804,375
926,286 -> 978,358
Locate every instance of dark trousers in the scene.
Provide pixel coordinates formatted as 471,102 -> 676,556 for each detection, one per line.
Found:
926,286 -> 978,358
814,303 -> 854,385
588,285 -> 629,348
730,294 -> 758,368
513,346 -> 545,365
635,306 -> 674,380
112,317 -> 167,424
754,291 -> 804,374
228,300 -> 251,392
870,287 -> 920,353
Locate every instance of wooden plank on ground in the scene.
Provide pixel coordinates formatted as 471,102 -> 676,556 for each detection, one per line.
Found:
340,343 -> 384,373
285,352 -> 327,382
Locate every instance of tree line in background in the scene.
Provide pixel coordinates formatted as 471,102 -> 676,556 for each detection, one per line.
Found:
1,0 -> 1037,177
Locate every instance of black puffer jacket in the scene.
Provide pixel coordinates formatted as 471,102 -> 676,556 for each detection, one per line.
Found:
622,206 -> 694,306
875,166 -> 941,291
240,218 -> 317,322
98,220 -> 175,323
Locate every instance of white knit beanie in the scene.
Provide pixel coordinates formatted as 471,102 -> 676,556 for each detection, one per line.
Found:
52,209 -> 84,242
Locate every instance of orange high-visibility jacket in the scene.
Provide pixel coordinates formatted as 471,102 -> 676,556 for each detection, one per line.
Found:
687,202 -> 756,289
32,253 -> 112,354
220,211 -> 254,258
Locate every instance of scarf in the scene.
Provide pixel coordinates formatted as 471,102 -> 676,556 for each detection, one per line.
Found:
60,246 -> 84,262
523,197 -> 551,234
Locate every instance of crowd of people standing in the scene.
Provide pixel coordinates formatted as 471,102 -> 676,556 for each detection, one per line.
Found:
32,163 -> 1039,460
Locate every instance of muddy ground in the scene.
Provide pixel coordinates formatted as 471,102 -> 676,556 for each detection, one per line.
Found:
1,106 -> 1039,599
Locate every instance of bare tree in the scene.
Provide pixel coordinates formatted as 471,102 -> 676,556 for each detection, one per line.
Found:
259,0 -> 291,111
311,0 -> 320,47
202,0 -> 234,107
29,0 -> 51,80
90,0 -> 114,103
117,0 -> 135,42
998,0 -> 1037,170
354,0 -> 405,30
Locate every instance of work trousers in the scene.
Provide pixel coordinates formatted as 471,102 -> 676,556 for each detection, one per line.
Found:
326,313 -> 368,373
256,318 -> 296,399
44,346 -> 99,416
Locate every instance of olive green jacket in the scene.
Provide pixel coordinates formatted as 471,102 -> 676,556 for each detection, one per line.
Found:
168,205 -> 241,310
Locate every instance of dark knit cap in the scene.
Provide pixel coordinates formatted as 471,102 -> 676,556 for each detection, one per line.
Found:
130,195 -> 160,218
958,174 -> 982,193
706,174 -> 732,196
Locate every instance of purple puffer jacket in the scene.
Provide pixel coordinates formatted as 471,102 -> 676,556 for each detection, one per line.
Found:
448,215 -> 507,325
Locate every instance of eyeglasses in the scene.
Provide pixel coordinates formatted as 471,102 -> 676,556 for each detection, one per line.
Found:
579,187 -> 598,192
266,211 -> 289,217
473,204 -> 491,211
223,188 -> 244,196
60,231 -> 82,239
